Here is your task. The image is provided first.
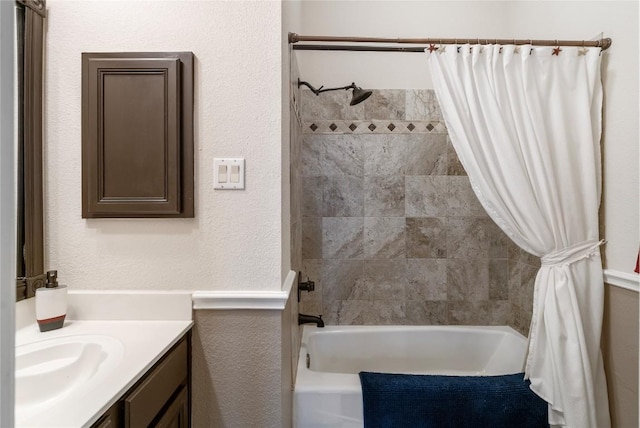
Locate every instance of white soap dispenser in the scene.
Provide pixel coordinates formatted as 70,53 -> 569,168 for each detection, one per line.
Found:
35,270 -> 68,332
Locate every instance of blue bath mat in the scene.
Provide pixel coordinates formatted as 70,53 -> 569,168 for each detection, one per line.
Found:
359,372 -> 549,428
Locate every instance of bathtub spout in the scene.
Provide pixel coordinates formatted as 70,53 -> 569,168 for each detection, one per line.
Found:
298,313 -> 324,328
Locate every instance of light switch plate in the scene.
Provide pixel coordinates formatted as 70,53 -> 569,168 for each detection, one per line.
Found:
213,158 -> 245,189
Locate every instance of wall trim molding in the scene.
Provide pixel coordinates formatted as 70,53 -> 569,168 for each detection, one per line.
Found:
192,270 -> 296,310
604,269 -> 639,293
190,269 -> 638,307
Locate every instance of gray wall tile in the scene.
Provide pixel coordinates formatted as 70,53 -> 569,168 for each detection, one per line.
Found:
364,90 -> 406,120
302,217 -> 322,259
322,176 -> 364,217
405,301 -> 448,325
406,259 -> 447,300
302,176 -> 322,217
322,135 -> 364,176
301,89 -> 365,121
299,89 -> 532,331
363,135 -> 407,176
301,134 -> 324,176
447,217 -> 508,259
364,217 -> 406,259
322,217 -> 364,259
372,301 -> 406,325
322,260 -> 367,301
447,259 -> 489,301
487,301 -> 512,325
446,138 -> 467,176
449,300 -> 511,325
291,220 -> 302,272
405,134 -> 448,175
405,217 -> 447,258
364,175 -> 405,217
299,299 -> 322,316
448,176 -> 486,216
448,301 -> 481,324
405,176 -> 449,217
364,260 -> 407,300
489,259 -> 509,300
325,300 -> 375,325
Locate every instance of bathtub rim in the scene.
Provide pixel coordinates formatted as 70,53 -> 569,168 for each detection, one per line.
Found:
295,324 -> 528,393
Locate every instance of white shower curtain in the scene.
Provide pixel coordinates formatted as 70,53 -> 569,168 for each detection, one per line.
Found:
426,44 -> 610,428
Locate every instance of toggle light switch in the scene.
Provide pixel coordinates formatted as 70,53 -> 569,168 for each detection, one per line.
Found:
218,165 -> 227,183
230,165 -> 240,183
213,158 -> 245,189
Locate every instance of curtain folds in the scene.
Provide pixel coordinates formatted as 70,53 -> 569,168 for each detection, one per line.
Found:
427,44 -> 610,428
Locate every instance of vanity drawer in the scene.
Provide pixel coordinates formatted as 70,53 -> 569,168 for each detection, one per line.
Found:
124,338 -> 188,427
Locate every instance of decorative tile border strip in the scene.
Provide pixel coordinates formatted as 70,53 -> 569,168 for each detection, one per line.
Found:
303,120 -> 447,135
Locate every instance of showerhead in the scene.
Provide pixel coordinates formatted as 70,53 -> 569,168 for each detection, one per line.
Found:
350,84 -> 373,106
298,79 -> 373,106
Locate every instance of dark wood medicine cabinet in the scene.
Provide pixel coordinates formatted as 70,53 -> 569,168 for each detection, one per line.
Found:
81,52 -> 194,218
15,0 -> 46,301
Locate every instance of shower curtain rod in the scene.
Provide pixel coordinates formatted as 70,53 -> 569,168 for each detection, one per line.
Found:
288,33 -> 612,52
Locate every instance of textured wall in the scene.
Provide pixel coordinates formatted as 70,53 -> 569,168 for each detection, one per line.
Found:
192,310 -> 283,428
298,89 -> 535,327
602,284 -> 639,428
44,0 -> 283,291
280,296 -> 295,428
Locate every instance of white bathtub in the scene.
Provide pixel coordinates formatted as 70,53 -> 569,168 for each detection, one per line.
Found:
294,325 -> 527,428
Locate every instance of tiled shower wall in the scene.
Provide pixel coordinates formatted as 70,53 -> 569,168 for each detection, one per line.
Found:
295,89 -> 537,335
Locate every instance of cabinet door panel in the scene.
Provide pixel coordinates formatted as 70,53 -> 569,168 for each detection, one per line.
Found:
82,52 -> 194,218
91,401 -> 121,428
153,385 -> 188,428
124,339 -> 187,428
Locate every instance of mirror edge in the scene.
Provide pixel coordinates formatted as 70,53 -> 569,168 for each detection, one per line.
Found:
16,0 -> 45,301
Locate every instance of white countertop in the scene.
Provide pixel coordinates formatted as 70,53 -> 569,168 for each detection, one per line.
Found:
15,291 -> 193,428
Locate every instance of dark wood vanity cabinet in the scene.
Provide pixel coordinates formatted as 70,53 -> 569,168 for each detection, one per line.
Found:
92,404 -> 121,428
153,386 -> 189,428
91,333 -> 191,428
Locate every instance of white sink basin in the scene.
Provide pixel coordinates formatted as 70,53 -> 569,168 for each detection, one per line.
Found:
15,334 -> 124,413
